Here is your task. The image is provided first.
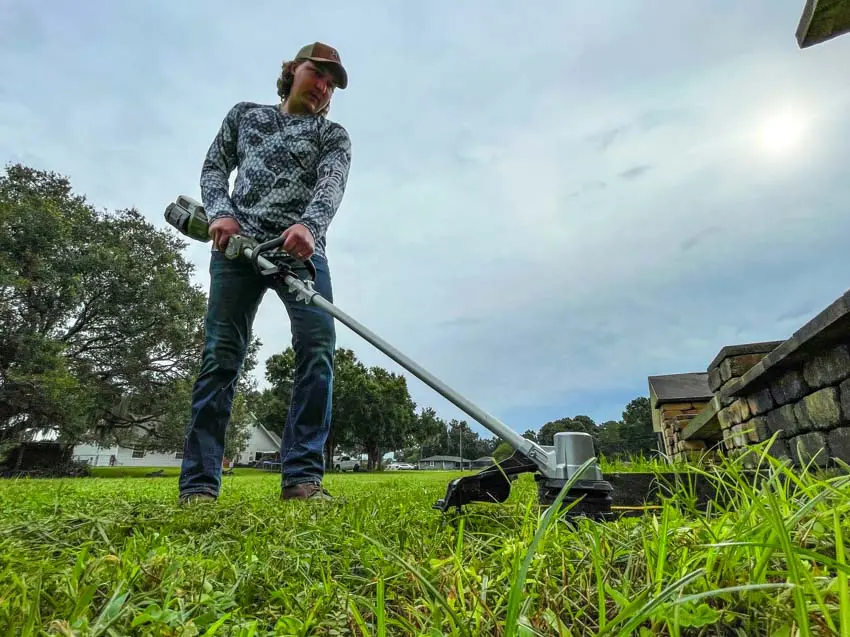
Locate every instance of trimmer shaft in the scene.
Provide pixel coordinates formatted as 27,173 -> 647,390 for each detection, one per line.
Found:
164,195 -> 616,519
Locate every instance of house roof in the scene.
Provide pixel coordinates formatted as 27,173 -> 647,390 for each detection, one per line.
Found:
420,455 -> 465,462
648,372 -> 713,407
257,423 -> 281,448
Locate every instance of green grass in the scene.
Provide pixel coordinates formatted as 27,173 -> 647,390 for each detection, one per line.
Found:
87,467 -> 263,479
2,445 -> 850,636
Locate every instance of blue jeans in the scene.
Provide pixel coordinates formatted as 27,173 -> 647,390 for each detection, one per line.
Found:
178,249 -> 335,498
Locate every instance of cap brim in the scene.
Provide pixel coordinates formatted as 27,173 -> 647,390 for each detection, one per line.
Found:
304,57 -> 348,89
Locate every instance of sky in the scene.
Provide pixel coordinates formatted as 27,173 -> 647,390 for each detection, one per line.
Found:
2,0 -> 850,441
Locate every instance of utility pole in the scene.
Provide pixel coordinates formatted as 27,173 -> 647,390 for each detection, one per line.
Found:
459,422 -> 463,471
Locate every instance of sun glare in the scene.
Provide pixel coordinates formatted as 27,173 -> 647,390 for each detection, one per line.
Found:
758,111 -> 806,154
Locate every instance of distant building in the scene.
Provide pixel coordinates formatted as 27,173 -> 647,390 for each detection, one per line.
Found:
471,456 -> 496,468
72,421 -> 282,468
418,455 -> 465,470
648,372 -> 714,456
417,455 -> 497,470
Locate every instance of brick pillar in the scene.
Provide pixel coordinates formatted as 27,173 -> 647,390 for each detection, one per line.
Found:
660,402 -> 709,461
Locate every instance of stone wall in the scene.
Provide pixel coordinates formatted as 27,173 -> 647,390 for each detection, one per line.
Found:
691,289 -> 850,468
719,341 -> 850,467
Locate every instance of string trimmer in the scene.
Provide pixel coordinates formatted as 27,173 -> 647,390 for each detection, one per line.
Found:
165,196 -> 614,518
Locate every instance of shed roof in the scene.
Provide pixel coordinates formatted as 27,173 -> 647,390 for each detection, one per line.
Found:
648,372 -> 713,406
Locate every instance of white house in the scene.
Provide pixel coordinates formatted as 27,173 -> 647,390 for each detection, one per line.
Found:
236,422 -> 281,465
72,421 -> 282,468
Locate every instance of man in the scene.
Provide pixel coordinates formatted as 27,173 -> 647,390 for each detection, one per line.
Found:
177,42 -> 352,504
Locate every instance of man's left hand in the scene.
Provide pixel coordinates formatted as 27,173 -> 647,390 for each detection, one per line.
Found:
281,223 -> 315,261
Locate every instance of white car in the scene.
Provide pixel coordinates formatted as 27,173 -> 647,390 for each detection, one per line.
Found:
332,454 -> 361,472
386,462 -> 416,470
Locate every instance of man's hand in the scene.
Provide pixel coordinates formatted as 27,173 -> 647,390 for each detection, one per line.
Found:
281,223 -> 315,261
209,217 -> 241,251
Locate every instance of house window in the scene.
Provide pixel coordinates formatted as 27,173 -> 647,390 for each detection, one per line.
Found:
175,451 -> 184,459
132,446 -> 145,458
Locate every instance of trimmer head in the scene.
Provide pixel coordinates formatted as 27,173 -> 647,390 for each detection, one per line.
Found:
535,476 -> 614,521
434,432 -> 614,520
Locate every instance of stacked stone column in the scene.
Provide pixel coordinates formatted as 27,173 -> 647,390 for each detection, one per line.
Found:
661,401 -> 710,459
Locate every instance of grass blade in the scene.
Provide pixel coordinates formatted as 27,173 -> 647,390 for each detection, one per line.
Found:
356,531 -> 470,637
201,612 -> 233,636
505,456 -> 599,637
376,575 -> 386,637
598,569 -> 706,637
836,508 -> 850,637
348,598 -> 371,636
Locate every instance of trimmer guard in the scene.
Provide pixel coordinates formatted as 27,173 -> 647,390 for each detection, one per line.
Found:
433,451 -> 537,513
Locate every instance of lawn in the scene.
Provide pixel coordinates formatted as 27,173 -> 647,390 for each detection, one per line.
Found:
1,451 -> 849,636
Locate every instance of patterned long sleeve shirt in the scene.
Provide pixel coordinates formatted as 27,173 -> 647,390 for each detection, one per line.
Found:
199,101 -> 352,258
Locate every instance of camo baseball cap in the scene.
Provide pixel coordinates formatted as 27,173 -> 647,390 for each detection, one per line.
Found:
295,42 -> 348,89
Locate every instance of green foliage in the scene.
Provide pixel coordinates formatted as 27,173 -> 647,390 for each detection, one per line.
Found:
533,397 -> 657,461
352,365 -> 418,469
2,446 -> 849,634
0,163 -> 209,449
538,414 -> 599,446
252,347 -> 426,469
493,441 -> 513,462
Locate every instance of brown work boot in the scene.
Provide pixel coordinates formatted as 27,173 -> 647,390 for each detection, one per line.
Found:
179,492 -> 216,506
280,481 -> 332,501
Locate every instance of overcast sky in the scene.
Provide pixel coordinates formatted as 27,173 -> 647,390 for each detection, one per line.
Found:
2,0 -> 849,440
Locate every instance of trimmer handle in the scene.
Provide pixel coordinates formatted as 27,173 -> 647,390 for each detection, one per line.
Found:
252,236 -> 317,281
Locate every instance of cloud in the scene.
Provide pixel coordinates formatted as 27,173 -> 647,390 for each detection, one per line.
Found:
2,0 -> 850,440
619,165 -> 652,180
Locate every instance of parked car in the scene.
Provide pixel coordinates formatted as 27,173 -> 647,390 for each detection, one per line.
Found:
386,462 -> 416,470
332,454 -> 360,472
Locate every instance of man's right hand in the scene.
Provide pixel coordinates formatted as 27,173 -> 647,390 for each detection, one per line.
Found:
209,217 -> 241,251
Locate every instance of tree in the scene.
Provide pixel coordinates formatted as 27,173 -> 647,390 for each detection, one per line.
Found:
152,334 -> 260,459
253,348 -> 297,437
618,396 -> 656,456
225,391 -> 252,460
0,163 -> 209,449
622,396 -> 652,434
351,366 -> 418,470
596,419 -> 624,458
414,407 -> 445,447
538,415 -> 599,447
521,429 -> 538,443
415,408 -> 449,459
253,347 -> 365,469
393,406 -> 448,462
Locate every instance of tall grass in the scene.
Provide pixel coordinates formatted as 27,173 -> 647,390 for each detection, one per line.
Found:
1,442 -> 848,635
